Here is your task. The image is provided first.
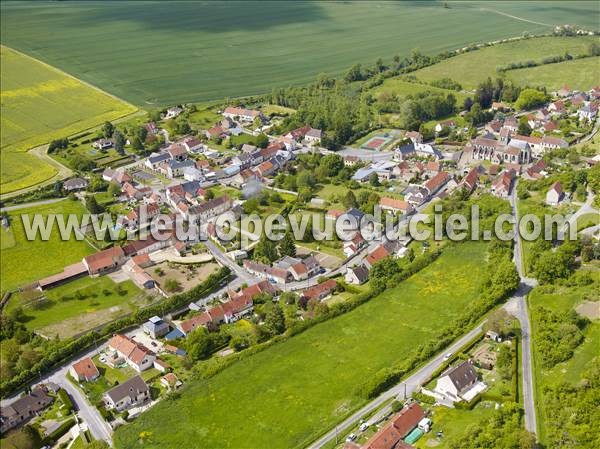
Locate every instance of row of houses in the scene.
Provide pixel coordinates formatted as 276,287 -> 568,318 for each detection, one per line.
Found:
174,280 -> 277,336
243,255 -> 322,285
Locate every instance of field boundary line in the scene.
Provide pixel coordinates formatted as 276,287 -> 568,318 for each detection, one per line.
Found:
478,7 -> 553,27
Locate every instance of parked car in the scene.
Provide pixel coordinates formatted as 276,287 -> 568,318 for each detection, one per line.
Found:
346,434 -> 357,442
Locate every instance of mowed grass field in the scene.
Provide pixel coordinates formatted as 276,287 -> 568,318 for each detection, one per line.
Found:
0,200 -> 94,293
506,56 -> 600,92
5,276 -> 141,338
114,242 -> 488,449
371,79 -> 468,104
412,36 -> 599,90
1,1 -> 598,105
0,46 -> 136,194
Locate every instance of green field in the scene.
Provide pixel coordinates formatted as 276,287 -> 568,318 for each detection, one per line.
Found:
5,276 -> 141,335
114,242 -> 488,449
506,56 -> 600,92
528,280 -> 599,444
412,36 -> 599,90
1,2 -> 598,105
0,200 -> 94,293
372,79 -> 469,103
0,46 -> 136,194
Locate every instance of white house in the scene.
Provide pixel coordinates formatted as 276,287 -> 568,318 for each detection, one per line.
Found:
103,375 -> 149,412
545,181 -> 564,206
434,360 -> 486,403
345,265 -> 369,285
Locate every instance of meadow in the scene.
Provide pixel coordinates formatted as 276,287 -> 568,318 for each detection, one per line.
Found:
0,46 -> 136,195
528,279 -> 599,444
411,35 -> 599,90
371,79 -> 468,104
505,56 -> 600,92
114,242 -> 488,449
4,276 -> 142,339
1,2 -> 598,106
0,200 -> 94,293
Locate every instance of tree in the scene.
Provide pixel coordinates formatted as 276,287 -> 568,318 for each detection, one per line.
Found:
515,89 -> 549,111
483,309 -> 515,337
86,195 -> 104,214
369,173 -> 380,187
102,121 -> 115,138
264,304 -> 286,336
108,182 -> 121,197
343,190 -> 358,209
254,234 -> 279,264
205,189 -> 215,200
255,133 -> 269,148
496,344 -> 513,380
345,63 -> 363,82
114,130 -> 126,155
131,136 -> 144,152
534,250 -> 573,284
279,231 -> 296,257
518,117 -> 532,136
164,278 -> 182,293
186,327 -> 214,360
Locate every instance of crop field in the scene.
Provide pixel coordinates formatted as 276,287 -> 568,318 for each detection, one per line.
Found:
505,56 -> 600,92
528,278 -> 599,444
1,1 -> 598,106
4,276 -> 142,339
411,36 -> 599,90
0,46 -> 136,194
0,200 -> 94,293
114,242 -> 488,449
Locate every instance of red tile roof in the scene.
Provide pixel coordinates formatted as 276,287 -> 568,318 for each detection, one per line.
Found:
301,280 -> 337,301
71,357 -> 99,380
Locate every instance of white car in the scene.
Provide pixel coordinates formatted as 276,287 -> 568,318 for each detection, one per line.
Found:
359,423 -> 369,432
443,352 -> 453,361
346,434 -> 357,442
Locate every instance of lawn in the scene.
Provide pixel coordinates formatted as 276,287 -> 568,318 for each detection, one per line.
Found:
4,276 -> 142,337
2,2 -> 598,106
0,46 -> 136,194
575,211 -> 600,232
528,279 -> 600,444
411,35 -> 599,90
371,79 -> 468,104
114,242 -> 489,449
506,56 -> 600,92
0,200 -> 94,293
415,405 -> 496,449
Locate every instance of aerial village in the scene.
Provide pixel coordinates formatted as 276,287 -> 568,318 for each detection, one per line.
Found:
2,83 -> 599,449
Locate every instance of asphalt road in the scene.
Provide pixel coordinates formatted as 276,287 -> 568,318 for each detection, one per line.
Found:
510,181 -> 538,436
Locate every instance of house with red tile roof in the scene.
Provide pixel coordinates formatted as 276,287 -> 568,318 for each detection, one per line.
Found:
108,334 -> 156,372
70,357 -> 100,382
545,181 -> 564,206
379,197 -> 414,215
362,402 -> 424,449
424,171 -> 450,197
301,280 -> 337,302
82,246 -> 126,275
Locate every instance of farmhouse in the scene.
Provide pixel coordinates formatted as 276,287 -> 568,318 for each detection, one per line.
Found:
70,357 -> 100,382
63,177 -> 88,191
491,169 -> 515,198
424,171 -> 450,197
0,387 -> 54,433
379,197 -> 414,215
165,106 -> 183,119
92,138 -> 113,150
82,246 -> 126,275
405,131 -> 423,144
301,280 -> 337,302
103,375 -> 150,412
223,106 -> 263,122
108,334 -> 156,372
545,181 -> 564,206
